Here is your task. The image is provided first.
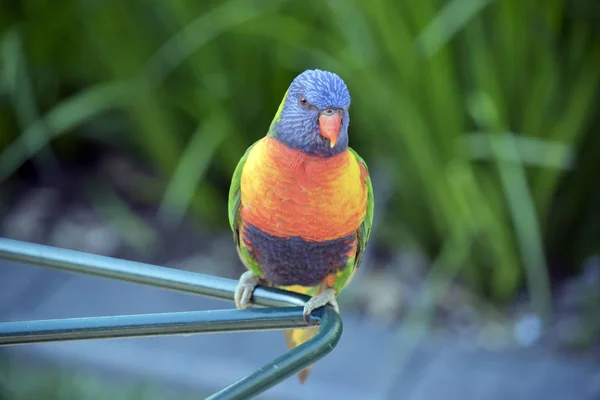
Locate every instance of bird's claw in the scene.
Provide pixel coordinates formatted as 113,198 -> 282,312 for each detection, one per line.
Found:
234,271 -> 260,309
302,288 -> 339,323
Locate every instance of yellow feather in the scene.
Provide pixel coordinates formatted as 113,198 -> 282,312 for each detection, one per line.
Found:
280,283 -> 325,384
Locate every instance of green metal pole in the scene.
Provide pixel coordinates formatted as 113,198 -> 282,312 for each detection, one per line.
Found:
0,238 -> 307,307
0,238 -> 345,400
0,307 -> 315,346
208,307 -> 343,400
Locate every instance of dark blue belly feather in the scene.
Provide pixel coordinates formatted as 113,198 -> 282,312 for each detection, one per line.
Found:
242,222 -> 355,286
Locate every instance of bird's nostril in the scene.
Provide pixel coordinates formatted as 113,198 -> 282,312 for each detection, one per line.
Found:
321,108 -> 342,116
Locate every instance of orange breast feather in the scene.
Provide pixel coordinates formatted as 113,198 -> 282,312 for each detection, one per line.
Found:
240,136 -> 367,242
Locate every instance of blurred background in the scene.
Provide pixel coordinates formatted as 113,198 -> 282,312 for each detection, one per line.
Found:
1,0 -> 600,398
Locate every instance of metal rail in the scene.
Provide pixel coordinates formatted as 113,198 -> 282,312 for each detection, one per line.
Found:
0,307 -> 318,346
0,238 -> 343,399
0,238 -> 308,307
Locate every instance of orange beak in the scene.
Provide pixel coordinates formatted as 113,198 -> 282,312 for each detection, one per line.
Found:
318,110 -> 342,148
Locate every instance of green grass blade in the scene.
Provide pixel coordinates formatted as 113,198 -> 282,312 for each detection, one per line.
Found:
157,113 -> 228,227
489,134 -> 552,320
0,81 -> 129,182
415,0 -> 493,58
143,0 -> 288,88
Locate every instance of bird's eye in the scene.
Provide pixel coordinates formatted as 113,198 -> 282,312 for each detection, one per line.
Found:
299,95 -> 308,108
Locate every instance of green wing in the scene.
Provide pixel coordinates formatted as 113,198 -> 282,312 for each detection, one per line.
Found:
349,147 -> 374,270
228,139 -> 264,277
228,142 -> 252,231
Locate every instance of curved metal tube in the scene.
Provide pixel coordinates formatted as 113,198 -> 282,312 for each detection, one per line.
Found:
207,307 -> 343,400
0,238 -> 344,400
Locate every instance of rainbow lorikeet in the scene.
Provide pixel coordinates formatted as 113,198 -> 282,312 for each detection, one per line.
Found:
228,69 -> 374,383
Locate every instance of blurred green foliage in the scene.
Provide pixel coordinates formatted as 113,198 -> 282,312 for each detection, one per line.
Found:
0,356 -> 208,400
1,0 -> 599,314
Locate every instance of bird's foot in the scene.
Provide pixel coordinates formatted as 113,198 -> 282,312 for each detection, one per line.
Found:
303,288 -> 339,322
234,271 -> 260,309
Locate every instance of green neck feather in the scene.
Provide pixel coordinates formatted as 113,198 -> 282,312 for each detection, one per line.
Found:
268,89 -> 289,137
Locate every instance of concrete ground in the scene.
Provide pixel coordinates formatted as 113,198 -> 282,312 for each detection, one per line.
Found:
1,260 -> 600,400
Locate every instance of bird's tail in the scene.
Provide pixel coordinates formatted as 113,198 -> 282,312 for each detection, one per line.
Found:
280,284 -> 324,384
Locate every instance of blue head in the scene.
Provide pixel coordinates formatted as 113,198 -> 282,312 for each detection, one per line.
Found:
269,69 -> 351,157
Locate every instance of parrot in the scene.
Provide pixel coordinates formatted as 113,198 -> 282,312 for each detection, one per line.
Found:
227,69 -> 374,383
